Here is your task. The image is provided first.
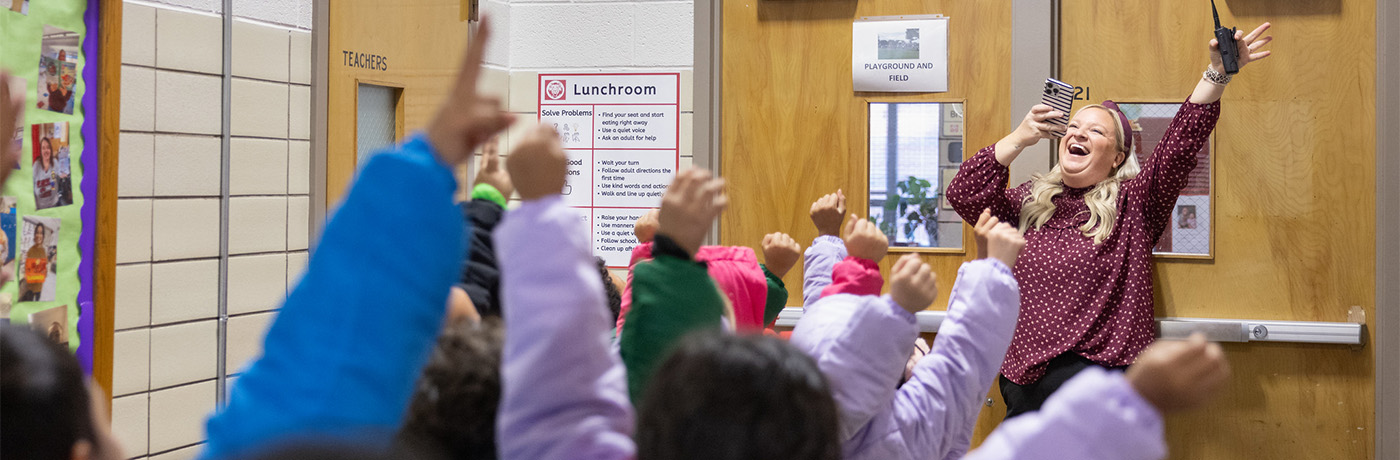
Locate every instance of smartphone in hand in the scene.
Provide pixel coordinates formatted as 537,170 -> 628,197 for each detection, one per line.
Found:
1041,78 -> 1074,138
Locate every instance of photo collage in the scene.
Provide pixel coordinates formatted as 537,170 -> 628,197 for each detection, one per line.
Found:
2,7 -> 83,345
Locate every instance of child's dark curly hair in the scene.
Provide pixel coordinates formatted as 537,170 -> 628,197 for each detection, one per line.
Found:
596,257 -> 622,324
398,317 -> 504,460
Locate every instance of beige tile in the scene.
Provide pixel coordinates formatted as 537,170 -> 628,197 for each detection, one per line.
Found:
155,8 -> 223,75
111,393 -> 149,457
508,70 -> 539,113
117,199 -> 153,264
150,259 -> 218,325
227,312 -> 276,373
287,251 -> 308,287
115,263 -> 152,330
153,135 -> 221,197
112,329 -> 150,396
122,4 -> 156,66
154,71 -> 222,136
289,31 -> 311,85
227,254 -> 286,315
230,138 -> 288,195
288,140 -> 309,195
121,66 -> 156,132
149,320 -> 217,390
479,66 -> 509,101
232,21 -> 290,82
151,198 -> 220,261
119,133 -> 155,197
228,197 -> 287,254
148,380 -> 215,453
287,196 -> 309,251
289,85 -> 310,140
231,79 -> 289,138
150,444 -> 202,460
680,69 -> 693,113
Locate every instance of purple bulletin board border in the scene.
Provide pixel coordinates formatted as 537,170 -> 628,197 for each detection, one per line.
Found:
75,0 -> 99,374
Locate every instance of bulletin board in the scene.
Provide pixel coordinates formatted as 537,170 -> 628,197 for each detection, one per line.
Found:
0,0 -> 100,374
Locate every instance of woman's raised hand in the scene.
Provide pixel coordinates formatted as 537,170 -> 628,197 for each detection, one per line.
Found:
1211,22 -> 1273,73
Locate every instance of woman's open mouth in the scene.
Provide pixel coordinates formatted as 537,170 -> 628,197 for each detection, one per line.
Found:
1069,143 -> 1090,156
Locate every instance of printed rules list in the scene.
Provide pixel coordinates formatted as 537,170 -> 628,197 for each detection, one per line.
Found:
538,73 -> 681,267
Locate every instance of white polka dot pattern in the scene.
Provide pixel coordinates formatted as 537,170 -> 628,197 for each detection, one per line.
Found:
946,99 -> 1221,385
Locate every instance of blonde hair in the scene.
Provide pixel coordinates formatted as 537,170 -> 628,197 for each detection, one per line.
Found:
1019,105 -> 1142,244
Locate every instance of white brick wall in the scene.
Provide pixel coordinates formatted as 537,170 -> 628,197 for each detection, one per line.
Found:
112,2 -> 311,458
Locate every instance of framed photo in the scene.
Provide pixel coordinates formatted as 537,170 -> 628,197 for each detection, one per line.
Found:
1114,102 -> 1215,259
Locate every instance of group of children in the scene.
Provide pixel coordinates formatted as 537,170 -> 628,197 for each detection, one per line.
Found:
0,19 -> 1233,460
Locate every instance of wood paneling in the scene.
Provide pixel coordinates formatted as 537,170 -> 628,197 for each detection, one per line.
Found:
720,0 -> 1011,306
326,0 -> 469,205
1062,1 -> 1374,457
95,0 -> 122,411
726,0 -> 1375,457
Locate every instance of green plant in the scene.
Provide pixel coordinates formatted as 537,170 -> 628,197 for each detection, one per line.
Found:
881,176 -> 940,246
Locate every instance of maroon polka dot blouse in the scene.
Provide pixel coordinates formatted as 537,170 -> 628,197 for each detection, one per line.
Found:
947,99 -> 1220,385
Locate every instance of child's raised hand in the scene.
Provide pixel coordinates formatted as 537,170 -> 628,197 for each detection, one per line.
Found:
473,137 -> 513,199
843,214 -> 888,262
761,232 -> 802,278
658,169 -> 727,256
506,124 -> 566,201
972,209 -> 995,260
890,253 -> 937,314
985,222 -> 1025,269
809,189 -> 847,237
634,209 -> 660,244
1126,334 -> 1230,414
426,18 -> 516,166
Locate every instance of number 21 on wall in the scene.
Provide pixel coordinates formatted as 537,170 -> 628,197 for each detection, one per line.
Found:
1073,86 -> 1091,101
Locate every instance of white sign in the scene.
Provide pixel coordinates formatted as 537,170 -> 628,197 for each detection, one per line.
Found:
538,73 -> 681,268
852,16 -> 949,92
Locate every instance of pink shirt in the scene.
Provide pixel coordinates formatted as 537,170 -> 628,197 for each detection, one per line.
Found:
947,99 -> 1219,385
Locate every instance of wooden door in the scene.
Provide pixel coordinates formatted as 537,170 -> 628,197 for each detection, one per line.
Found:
325,0 -> 470,205
1061,1 -> 1374,458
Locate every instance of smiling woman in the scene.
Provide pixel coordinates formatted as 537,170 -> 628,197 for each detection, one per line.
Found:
946,22 -> 1274,419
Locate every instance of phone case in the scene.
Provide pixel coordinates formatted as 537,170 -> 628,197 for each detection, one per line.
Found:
1041,78 -> 1074,137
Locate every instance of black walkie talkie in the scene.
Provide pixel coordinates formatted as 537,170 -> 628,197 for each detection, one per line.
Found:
1211,0 -> 1241,74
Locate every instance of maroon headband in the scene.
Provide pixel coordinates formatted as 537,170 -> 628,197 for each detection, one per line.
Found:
1100,100 -> 1133,154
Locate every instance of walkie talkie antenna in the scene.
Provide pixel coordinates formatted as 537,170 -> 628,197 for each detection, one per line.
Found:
1211,0 -> 1223,28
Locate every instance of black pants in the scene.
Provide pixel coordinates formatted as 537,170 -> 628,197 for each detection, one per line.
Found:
999,352 -> 1127,419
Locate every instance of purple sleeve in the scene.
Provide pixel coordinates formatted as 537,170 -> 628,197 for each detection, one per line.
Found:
946,146 -> 1022,225
963,368 -> 1166,460
496,196 -> 635,460
1132,99 -> 1220,238
789,293 -> 918,442
802,235 -> 847,307
885,259 -> 1020,460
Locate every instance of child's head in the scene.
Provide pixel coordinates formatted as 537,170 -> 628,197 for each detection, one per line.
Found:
1,324 -> 121,460
399,317 -> 504,460
636,330 -> 840,460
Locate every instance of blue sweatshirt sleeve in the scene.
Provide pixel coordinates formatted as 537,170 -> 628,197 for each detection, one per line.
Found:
201,135 -> 465,460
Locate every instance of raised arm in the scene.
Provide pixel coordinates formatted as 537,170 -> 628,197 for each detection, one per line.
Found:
759,232 -> 800,326
618,169 -> 730,403
804,190 -> 848,305
1139,23 -> 1272,231
202,22 -> 513,460
788,218 -> 898,440
497,125 -> 634,460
